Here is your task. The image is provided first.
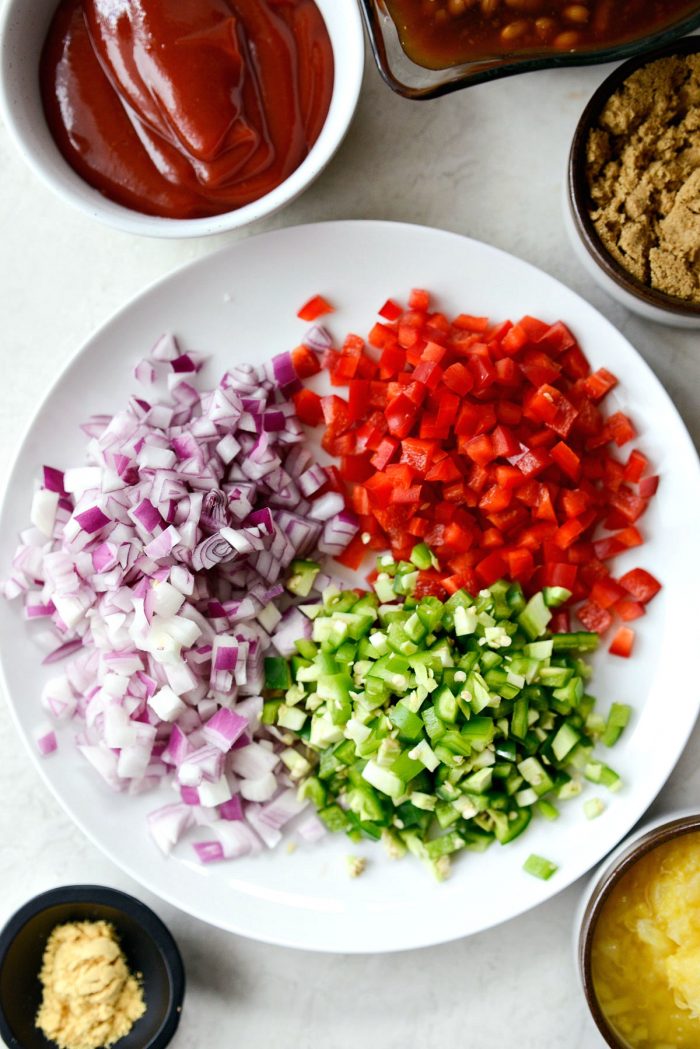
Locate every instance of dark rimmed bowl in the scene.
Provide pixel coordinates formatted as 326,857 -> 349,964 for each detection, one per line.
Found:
359,1 -> 700,100
566,35 -> 700,329
577,810 -> 700,1048
0,886 -> 185,1049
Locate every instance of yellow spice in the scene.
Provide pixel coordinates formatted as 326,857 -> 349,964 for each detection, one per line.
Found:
591,831 -> 700,1049
36,920 -> 146,1049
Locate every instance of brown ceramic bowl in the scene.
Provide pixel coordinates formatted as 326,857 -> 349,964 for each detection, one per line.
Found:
577,810 -> 700,1048
566,36 -> 700,329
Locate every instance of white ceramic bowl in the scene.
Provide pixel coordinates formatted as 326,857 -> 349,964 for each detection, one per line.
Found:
566,37 -> 700,331
0,0 -> 364,239
575,808 -> 700,1047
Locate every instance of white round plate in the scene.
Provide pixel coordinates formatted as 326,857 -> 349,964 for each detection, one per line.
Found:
1,221 -> 699,953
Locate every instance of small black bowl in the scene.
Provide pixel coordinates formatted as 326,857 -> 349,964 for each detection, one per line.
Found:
0,886 -> 185,1049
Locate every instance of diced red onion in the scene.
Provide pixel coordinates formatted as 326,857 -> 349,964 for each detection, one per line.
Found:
3,338 -> 357,865
202,708 -> 247,752
34,727 -> 58,756
258,788 -> 308,830
303,325 -> 333,352
296,813 -> 328,844
148,802 -> 194,853
211,819 -> 262,858
218,796 -> 244,821
245,804 -> 283,849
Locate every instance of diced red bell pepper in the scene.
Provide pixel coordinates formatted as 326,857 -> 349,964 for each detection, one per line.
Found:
370,322 -> 398,350
623,449 -> 648,484
518,315 -> 550,341
609,626 -> 635,658
476,551 -> 508,586
378,298 -> 403,322
463,434 -> 496,466
505,547 -> 535,581
391,485 -> 423,505
453,313 -> 489,333
582,368 -> 618,401
605,412 -> 637,448
516,448 -> 552,479
614,599 -> 645,622
291,344 -> 321,379
370,437 -> 399,471
528,384 -> 579,438
413,360 -> 442,389
639,475 -> 659,499
347,380 -> 372,422
577,600 -> 612,635
519,349 -> 561,387
536,321 -> 576,356
491,425 -> 521,458
550,610 -> 571,634
560,488 -> 591,518
399,438 -> 435,474
336,533 -> 369,570
408,288 -> 430,311
541,562 -> 577,590
501,324 -> 528,355
590,577 -> 627,610
593,527 -> 643,560
550,441 -> 581,481
297,294 -> 334,322
609,486 -> 647,523
306,289 -> 657,642
442,362 -> 474,396
385,393 -> 418,438
618,568 -> 662,604
293,388 -> 324,427
425,457 -> 461,483
479,485 -> 512,513
340,453 -> 374,483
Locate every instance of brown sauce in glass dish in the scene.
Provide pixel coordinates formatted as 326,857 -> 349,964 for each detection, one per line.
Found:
383,0 -> 700,70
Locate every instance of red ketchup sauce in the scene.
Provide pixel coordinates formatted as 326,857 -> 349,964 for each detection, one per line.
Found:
40,0 -> 334,219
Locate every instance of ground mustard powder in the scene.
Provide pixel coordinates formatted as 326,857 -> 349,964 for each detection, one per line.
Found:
586,54 -> 700,304
36,921 -> 146,1049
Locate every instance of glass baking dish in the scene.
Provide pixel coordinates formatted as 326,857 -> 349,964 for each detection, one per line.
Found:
358,0 -> 700,99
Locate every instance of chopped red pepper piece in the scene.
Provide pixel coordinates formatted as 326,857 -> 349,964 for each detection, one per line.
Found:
297,294 -> 334,322
618,568 -> 662,604
378,298 -> 403,322
293,388 -> 324,427
300,289 -> 659,651
577,600 -> 613,635
609,626 -> 635,658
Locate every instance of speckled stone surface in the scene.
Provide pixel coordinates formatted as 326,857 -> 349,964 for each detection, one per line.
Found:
0,45 -> 698,1049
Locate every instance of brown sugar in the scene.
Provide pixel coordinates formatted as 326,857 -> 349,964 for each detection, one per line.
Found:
586,53 -> 700,304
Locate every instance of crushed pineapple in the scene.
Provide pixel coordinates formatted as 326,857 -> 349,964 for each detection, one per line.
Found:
592,831 -> 700,1048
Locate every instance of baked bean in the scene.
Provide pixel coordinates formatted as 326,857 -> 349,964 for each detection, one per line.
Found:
534,16 -> 556,35
564,4 -> 590,23
553,28 -> 581,47
480,0 -> 499,14
504,0 -> 541,12
447,0 -> 467,13
501,18 -> 528,40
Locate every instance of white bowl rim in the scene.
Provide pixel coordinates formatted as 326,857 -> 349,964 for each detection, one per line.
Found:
0,0 -> 364,239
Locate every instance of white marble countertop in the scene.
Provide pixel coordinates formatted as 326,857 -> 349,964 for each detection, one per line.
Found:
1,39 -> 699,1049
